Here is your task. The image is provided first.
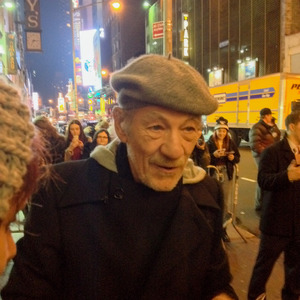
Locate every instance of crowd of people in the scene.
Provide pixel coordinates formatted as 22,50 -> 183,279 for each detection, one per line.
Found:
0,54 -> 300,299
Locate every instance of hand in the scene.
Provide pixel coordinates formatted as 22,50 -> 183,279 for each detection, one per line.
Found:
287,160 -> 300,182
213,150 -> 221,158
227,153 -> 234,161
70,136 -> 80,149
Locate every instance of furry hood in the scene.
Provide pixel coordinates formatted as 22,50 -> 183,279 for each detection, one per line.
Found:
90,139 -> 206,185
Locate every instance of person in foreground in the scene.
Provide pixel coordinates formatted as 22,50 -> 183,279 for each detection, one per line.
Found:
0,78 -> 41,275
248,111 -> 300,300
2,55 -> 238,299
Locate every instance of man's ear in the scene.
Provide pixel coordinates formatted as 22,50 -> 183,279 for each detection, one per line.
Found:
289,123 -> 295,133
112,106 -> 128,143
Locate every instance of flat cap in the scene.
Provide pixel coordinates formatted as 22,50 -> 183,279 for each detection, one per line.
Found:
110,54 -> 218,116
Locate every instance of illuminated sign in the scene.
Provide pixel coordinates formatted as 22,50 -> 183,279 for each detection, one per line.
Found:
80,30 -> 101,87
24,0 -> 41,31
58,93 -> 65,113
238,59 -> 257,81
153,21 -> 164,39
32,92 -> 39,111
6,33 -> 17,75
182,14 -> 189,58
209,69 -> 224,87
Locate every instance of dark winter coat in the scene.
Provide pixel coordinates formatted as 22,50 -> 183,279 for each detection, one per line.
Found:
249,119 -> 281,158
207,136 -> 240,180
258,136 -> 300,237
2,142 -> 237,300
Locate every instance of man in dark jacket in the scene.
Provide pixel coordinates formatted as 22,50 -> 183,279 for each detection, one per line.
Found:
249,108 -> 281,211
248,111 -> 300,300
2,55 -> 237,299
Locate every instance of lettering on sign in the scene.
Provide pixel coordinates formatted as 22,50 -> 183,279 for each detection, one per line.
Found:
6,33 -> 17,75
182,13 -> 189,57
214,93 -> 226,104
153,21 -> 164,39
24,0 -> 41,31
291,84 -> 300,90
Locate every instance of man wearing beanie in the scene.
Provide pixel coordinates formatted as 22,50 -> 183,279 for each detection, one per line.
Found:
2,55 -> 237,299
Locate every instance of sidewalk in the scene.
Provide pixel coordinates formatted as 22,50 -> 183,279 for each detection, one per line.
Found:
226,224 -> 284,299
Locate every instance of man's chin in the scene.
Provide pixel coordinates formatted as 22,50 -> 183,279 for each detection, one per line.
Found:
143,178 -> 180,192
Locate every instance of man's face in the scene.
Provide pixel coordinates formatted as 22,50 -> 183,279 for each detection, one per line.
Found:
290,121 -> 300,145
114,106 -> 201,191
263,114 -> 273,124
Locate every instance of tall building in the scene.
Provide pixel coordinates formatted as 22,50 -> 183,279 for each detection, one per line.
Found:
146,0 -> 300,84
102,0 -> 146,72
0,0 -> 28,92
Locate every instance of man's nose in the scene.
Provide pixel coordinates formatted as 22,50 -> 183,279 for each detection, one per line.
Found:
160,131 -> 185,159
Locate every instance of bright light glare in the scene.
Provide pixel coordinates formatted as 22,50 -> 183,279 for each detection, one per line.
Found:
111,1 -> 121,10
143,1 -> 151,8
4,1 -> 14,9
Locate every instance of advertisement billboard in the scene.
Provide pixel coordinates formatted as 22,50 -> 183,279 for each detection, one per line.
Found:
80,29 -> 101,88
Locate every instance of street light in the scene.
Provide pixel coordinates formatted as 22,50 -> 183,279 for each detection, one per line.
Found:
1,0 -> 14,9
69,0 -> 121,117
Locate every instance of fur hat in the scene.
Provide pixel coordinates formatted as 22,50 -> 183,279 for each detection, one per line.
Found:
0,78 -> 35,219
214,116 -> 229,131
110,54 -> 218,116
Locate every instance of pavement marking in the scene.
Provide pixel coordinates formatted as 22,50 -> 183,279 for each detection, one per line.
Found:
240,177 -> 256,183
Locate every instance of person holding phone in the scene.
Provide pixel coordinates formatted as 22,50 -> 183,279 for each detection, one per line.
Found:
207,117 -> 240,242
64,119 -> 89,161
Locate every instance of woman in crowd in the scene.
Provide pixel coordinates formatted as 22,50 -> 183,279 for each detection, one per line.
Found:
0,79 -> 42,274
207,117 -> 240,242
64,119 -> 88,161
83,129 -> 111,158
33,116 -> 65,164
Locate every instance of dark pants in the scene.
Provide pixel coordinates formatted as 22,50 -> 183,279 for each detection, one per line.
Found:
248,233 -> 300,300
253,155 -> 263,210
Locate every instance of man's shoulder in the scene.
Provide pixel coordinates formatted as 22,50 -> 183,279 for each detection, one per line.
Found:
46,158 -> 112,207
185,175 -> 221,210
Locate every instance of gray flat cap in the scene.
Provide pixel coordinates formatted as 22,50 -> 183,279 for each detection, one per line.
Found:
110,54 -> 218,116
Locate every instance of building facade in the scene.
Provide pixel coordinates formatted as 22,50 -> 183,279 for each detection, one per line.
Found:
146,0 -> 300,85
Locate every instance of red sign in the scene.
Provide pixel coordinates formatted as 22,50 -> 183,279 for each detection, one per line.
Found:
153,21 -> 164,39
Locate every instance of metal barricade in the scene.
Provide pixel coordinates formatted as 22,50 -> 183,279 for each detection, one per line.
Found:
207,164 -> 247,243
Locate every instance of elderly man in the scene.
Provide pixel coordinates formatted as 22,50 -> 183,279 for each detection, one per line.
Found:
248,111 -> 300,300
2,55 -> 237,299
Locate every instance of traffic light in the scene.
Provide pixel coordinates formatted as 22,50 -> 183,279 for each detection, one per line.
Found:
88,99 -> 93,105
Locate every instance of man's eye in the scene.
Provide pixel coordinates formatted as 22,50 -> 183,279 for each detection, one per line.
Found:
184,126 -> 196,132
149,125 -> 163,131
